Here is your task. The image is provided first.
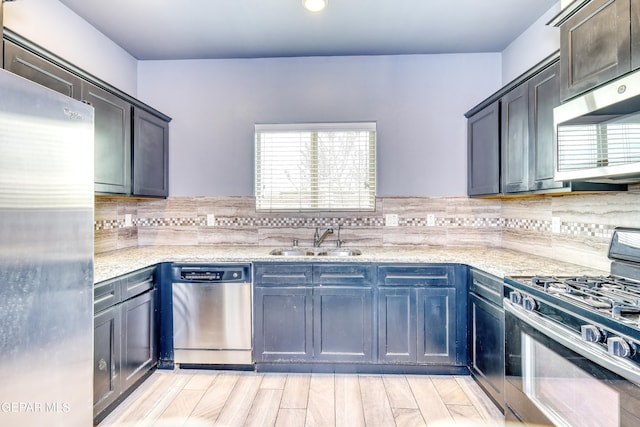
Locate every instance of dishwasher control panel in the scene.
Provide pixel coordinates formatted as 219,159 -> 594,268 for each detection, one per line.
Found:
172,264 -> 250,282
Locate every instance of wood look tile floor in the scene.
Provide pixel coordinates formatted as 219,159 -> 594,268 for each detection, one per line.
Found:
97,370 -> 504,427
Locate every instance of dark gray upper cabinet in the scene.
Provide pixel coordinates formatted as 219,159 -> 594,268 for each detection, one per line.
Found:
133,108 -> 169,198
559,0 -> 632,100
3,33 -> 171,198
83,82 -> 133,195
501,83 -> 530,193
503,62 -> 565,194
467,101 -> 501,196
632,0 -> 640,69
467,54 -> 625,197
528,62 -> 564,192
3,40 -> 82,99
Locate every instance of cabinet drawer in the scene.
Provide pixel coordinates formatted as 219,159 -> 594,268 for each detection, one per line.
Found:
124,266 -> 156,299
313,264 -> 375,286
470,268 -> 503,306
94,277 -> 122,314
253,263 -> 313,286
377,265 -> 454,286
94,266 -> 156,313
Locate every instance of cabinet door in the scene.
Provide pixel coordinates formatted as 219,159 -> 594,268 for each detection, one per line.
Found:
501,83 -> 529,194
632,0 -> 640,70
313,287 -> 373,363
133,108 -> 169,197
467,101 -> 500,196
3,40 -> 82,99
254,287 -> 313,362
528,62 -> 565,191
93,306 -> 121,417
416,287 -> 457,364
470,293 -> 505,411
378,288 -> 416,363
121,289 -> 157,391
83,82 -> 132,195
560,0 -> 631,100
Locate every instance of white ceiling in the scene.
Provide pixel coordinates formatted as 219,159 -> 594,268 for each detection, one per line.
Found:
58,0 -> 559,60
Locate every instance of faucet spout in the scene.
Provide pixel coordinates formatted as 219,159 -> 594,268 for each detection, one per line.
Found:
313,227 -> 334,247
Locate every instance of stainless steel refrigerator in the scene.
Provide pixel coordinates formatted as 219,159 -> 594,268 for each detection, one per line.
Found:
0,68 -> 94,426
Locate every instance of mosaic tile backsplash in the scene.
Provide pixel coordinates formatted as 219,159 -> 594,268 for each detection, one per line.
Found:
95,189 -> 640,271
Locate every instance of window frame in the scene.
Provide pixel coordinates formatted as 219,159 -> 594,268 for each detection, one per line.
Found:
254,122 -> 377,212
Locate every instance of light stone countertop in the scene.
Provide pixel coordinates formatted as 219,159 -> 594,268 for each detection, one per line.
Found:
94,245 -> 608,283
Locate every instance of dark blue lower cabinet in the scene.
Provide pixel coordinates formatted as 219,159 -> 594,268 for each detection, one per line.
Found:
253,263 -> 466,368
378,288 -> 417,363
313,287 -> 373,363
379,286 -> 458,365
253,287 -> 313,362
94,306 -> 121,415
93,266 -> 158,423
417,287 -> 457,364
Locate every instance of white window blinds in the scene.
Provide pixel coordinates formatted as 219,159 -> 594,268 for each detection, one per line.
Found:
255,123 -> 376,212
557,120 -> 640,172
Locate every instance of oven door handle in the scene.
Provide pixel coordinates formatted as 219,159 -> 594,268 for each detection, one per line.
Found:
504,298 -> 640,386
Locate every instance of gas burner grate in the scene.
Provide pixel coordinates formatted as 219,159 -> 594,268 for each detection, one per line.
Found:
529,275 -> 640,321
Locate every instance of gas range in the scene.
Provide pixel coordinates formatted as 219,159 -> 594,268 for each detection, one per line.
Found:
505,227 -> 640,362
507,274 -> 640,332
528,274 -> 640,326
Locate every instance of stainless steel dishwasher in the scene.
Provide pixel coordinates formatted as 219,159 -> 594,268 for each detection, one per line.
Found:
172,264 -> 252,365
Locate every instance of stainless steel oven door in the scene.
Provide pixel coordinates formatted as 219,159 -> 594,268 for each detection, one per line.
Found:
504,300 -> 640,427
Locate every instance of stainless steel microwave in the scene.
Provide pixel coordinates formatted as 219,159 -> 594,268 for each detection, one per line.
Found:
554,70 -> 640,183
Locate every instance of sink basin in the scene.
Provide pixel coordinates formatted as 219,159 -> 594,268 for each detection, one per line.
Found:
269,248 -> 361,257
269,248 -> 316,256
319,249 -> 362,257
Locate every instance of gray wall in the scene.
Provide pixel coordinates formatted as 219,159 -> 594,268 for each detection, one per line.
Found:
4,1 -> 560,199
138,53 -> 501,197
501,3 -> 560,84
4,0 -> 138,96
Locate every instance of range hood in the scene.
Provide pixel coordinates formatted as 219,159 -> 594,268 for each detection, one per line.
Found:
554,69 -> 640,184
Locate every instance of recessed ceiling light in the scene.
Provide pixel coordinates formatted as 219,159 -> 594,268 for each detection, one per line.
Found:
303,0 -> 328,13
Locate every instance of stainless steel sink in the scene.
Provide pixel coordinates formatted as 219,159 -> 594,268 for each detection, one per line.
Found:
318,249 -> 362,257
268,248 -> 316,256
269,248 -> 362,257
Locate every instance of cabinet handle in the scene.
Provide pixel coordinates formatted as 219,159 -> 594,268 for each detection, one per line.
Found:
94,293 -> 115,305
472,279 -> 501,297
261,273 -> 308,279
318,273 -> 365,279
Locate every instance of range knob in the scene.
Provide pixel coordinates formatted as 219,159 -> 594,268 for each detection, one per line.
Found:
608,337 -> 633,358
522,295 -> 538,311
510,291 -> 523,305
581,325 -> 603,343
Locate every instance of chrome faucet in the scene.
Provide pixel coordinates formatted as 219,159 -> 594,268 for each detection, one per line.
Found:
313,227 -> 334,247
335,223 -> 345,247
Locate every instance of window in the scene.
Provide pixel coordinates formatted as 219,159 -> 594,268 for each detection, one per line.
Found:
255,122 -> 376,212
